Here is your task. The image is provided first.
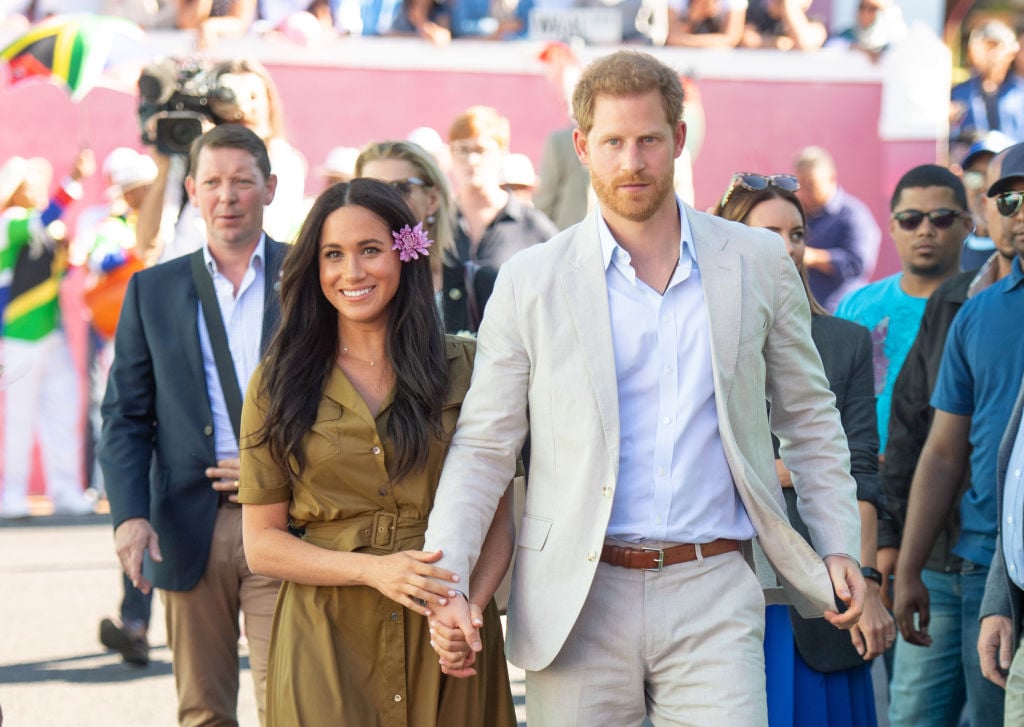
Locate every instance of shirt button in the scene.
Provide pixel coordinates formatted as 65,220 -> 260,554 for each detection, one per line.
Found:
372,446 -> 382,455
1009,516 -> 1015,525
656,516 -> 663,524
657,467 -> 666,477
394,694 -> 402,702
378,488 -> 387,497
203,425 -> 213,436
662,416 -> 671,425
587,551 -> 597,562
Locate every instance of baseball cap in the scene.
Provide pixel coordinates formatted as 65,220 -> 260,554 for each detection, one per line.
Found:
501,153 -> 537,188
986,142 -> 1024,197
962,130 -> 1014,169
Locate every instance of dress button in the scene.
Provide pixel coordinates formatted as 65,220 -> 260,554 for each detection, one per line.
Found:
587,551 -> 597,562
372,446 -> 382,455
394,694 -> 402,702
379,488 -> 387,497
390,612 -> 399,621
203,425 -> 213,436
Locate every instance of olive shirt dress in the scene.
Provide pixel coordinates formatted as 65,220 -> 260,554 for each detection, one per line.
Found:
238,336 -> 516,727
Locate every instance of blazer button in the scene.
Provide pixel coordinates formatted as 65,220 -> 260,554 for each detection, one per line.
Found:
602,486 -> 612,498
448,288 -> 462,301
587,551 -> 597,562
203,425 -> 213,436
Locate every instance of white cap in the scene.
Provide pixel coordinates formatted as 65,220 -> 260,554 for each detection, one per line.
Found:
406,127 -> 445,156
321,146 -> 360,178
0,156 -> 52,208
103,147 -> 157,192
501,153 -> 537,188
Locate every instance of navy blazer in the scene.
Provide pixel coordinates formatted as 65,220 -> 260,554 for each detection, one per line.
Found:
100,238 -> 287,592
981,372 -> 1024,645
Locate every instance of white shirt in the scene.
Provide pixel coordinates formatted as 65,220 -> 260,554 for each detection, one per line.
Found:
600,201 -> 756,544
197,236 -> 266,461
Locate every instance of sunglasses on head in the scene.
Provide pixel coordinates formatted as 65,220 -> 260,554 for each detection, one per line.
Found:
386,177 -> 427,196
891,208 -> 965,230
719,173 -> 800,208
995,191 -> 1024,217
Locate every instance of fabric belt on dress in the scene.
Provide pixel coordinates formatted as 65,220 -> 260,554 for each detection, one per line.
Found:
600,538 -> 741,571
302,512 -> 428,553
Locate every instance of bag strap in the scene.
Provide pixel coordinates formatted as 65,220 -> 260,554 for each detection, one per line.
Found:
190,249 -> 242,443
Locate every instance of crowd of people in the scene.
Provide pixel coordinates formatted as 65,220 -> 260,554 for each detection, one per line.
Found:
1,0 -> 906,51
2,8 -> 1024,727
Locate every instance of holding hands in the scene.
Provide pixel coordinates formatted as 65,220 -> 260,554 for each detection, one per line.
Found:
428,596 -> 485,678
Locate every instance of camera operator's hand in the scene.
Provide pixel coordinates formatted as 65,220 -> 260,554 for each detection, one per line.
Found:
71,149 -> 96,182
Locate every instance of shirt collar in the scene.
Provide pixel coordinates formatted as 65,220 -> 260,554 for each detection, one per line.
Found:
1005,254 -> 1024,292
598,196 -> 695,280
202,233 -> 266,278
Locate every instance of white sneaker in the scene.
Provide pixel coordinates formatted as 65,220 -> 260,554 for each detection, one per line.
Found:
0,504 -> 30,519
52,494 -> 96,516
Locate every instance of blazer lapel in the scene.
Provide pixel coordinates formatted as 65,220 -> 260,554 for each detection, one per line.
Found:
688,208 -> 741,400
558,212 -> 621,467
261,237 -> 284,355
177,261 -> 207,396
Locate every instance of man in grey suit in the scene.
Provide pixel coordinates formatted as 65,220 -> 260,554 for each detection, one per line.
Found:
102,124 -> 285,726
423,51 -> 864,724
979,372 -> 1024,723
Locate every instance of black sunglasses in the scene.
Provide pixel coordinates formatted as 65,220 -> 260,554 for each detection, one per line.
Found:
386,177 -> 427,196
720,173 -> 800,208
892,208 -> 965,231
995,191 -> 1024,217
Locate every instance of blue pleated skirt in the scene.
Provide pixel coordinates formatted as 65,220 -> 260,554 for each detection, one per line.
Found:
764,605 -> 878,727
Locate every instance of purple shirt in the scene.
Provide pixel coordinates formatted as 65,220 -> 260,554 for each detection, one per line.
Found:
805,187 -> 881,312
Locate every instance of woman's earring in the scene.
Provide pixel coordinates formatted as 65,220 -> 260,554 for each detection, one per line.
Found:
427,214 -> 436,224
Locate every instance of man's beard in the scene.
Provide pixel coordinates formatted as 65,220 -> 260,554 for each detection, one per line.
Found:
590,166 -> 675,223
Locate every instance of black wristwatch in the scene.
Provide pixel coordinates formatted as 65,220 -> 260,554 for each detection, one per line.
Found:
860,566 -> 883,586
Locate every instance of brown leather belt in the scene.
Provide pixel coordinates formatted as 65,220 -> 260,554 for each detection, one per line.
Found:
600,538 -> 741,571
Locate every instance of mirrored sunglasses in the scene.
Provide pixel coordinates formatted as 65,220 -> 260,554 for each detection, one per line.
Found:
892,208 -> 965,230
995,191 -> 1024,217
386,177 -> 427,196
720,173 -> 800,208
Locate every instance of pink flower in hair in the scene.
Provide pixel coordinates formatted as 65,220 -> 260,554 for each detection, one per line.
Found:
391,222 -> 433,262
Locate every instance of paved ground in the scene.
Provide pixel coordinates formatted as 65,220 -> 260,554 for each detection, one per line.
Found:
0,508 -> 526,727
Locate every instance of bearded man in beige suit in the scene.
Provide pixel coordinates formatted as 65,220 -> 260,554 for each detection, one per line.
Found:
422,50 -> 865,725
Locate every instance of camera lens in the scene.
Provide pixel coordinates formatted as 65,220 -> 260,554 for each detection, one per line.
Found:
156,113 -> 204,155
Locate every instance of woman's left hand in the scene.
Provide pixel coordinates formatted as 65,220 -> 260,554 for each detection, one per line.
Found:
848,581 -> 896,660
430,601 -> 485,678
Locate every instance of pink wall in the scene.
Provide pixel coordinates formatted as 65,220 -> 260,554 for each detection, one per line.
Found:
0,43 -> 941,497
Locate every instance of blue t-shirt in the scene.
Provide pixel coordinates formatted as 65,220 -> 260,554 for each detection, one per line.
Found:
931,256 -> 1024,566
835,273 -> 928,453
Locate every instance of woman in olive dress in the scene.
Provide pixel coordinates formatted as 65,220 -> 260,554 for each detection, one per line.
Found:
238,178 -> 517,726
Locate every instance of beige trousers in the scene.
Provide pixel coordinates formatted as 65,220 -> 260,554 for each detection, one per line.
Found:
1006,634 -> 1024,727
525,548 -> 767,727
161,506 -> 280,727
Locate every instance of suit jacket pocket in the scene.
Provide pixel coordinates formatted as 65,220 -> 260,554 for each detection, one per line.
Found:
518,514 -> 553,551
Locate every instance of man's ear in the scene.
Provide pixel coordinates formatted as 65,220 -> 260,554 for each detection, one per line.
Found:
184,176 -> 198,207
263,173 -> 278,207
572,128 -> 589,166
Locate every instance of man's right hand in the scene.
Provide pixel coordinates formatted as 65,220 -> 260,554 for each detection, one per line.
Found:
113,518 -> 162,595
893,570 -> 931,646
978,614 -> 1013,688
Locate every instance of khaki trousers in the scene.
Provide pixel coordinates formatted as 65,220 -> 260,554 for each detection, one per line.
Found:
1006,634 -> 1024,727
525,547 -> 767,727
161,506 -> 280,727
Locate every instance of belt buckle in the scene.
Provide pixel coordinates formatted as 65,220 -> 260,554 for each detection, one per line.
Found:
372,511 -> 397,550
642,546 -> 664,572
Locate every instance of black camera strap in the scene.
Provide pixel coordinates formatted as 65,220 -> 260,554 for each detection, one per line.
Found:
190,249 -> 242,443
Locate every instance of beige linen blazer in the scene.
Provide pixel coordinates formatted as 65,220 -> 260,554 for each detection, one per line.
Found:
423,205 -> 861,672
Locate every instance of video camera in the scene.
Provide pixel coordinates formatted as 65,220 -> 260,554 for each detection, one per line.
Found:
137,58 -> 243,156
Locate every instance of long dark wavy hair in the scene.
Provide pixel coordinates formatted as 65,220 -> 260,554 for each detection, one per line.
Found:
252,178 -> 449,483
